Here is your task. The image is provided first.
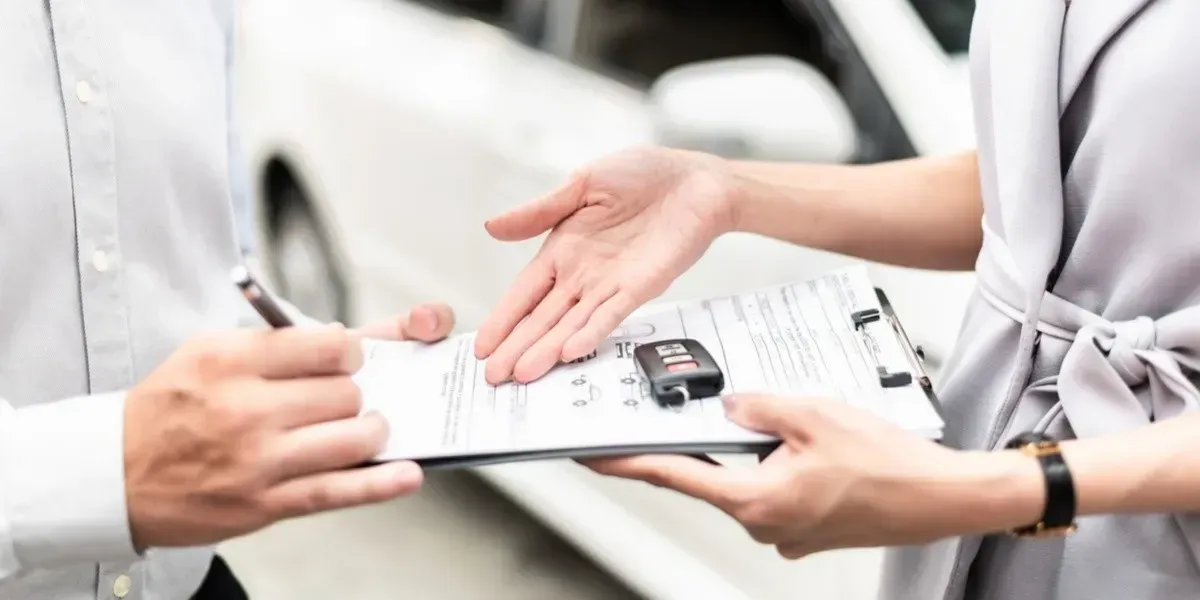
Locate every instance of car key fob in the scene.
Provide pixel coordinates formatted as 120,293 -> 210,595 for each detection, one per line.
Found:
633,339 -> 725,408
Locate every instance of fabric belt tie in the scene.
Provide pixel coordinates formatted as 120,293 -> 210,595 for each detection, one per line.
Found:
976,220 -> 1200,440
975,219 -> 1200,572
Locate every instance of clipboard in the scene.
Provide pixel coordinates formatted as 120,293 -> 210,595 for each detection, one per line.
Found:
411,287 -> 944,471
359,269 -> 946,471
868,287 -> 943,420
730,287 -> 942,463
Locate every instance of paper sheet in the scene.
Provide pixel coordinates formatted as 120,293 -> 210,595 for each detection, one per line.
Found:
355,266 -> 944,462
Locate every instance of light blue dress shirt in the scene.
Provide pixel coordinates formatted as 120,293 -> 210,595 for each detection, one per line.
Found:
0,1 -> 281,598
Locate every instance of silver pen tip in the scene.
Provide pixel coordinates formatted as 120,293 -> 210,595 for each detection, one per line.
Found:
230,265 -> 252,289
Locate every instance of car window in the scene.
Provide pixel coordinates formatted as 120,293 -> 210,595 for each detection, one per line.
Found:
906,0 -> 975,55
539,0 -> 835,90
404,0 -> 509,24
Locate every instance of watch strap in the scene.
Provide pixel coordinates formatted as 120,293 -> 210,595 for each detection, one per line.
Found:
1004,431 -> 1077,537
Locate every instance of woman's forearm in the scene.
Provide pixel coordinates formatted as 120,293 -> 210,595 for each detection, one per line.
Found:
1063,412 -> 1200,516
963,413 -> 1200,534
725,152 -> 984,270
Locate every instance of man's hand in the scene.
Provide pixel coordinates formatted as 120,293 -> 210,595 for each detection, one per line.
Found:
353,302 -> 455,343
123,303 -> 455,549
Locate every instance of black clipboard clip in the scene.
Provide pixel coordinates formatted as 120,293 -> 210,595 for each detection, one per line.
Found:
850,289 -> 934,395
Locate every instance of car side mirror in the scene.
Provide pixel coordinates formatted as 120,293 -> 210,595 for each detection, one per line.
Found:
648,56 -> 858,163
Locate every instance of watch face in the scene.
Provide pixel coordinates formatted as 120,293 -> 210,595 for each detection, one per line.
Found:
1004,431 -> 1055,449
1010,523 -> 1078,539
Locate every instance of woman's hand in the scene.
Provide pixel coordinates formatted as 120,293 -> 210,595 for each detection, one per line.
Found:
473,146 -> 739,384
586,394 -> 1045,559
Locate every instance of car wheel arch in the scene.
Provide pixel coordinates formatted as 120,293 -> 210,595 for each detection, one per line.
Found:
255,152 -> 355,324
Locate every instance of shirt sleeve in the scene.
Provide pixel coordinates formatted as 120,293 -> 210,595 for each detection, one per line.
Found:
0,393 -> 139,579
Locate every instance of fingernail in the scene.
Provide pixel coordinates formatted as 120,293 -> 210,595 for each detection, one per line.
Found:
418,307 -> 439,330
721,394 -> 739,411
362,410 -> 387,428
394,461 -> 422,480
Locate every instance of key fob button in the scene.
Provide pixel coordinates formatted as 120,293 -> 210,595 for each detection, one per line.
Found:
634,338 -> 726,407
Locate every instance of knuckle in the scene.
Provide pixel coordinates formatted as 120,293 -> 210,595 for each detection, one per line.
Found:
250,493 -> 283,522
327,420 -> 385,464
637,464 -> 670,488
314,328 -> 355,373
187,332 -> 256,377
733,499 -> 774,531
336,378 -> 364,414
192,345 -> 237,380
293,484 -> 335,517
211,396 -> 255,434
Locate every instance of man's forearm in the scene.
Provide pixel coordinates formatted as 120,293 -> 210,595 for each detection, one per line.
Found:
725,152 -> 984,270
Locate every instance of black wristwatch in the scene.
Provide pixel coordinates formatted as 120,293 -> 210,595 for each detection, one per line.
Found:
1004,431 -> 1078,537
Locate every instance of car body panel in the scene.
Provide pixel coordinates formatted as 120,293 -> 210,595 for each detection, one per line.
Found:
236,0 -> 977,597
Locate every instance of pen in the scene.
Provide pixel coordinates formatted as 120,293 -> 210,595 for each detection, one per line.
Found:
231,265 -> 294,328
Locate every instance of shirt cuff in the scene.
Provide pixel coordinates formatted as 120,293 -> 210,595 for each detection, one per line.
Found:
0,392 -> 139,568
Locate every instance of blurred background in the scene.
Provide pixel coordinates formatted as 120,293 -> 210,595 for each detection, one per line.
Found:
224,0 -> 979,598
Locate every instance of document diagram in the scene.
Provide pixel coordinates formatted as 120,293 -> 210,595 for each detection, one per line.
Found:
355,266 -> 943,464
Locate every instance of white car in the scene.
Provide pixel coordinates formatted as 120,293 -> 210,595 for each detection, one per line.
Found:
235,0 -> 978,598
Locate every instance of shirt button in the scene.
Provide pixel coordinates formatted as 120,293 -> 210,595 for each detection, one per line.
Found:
92,250 -> 110,273
112,573 -> 132,598
75,80 -> 93,104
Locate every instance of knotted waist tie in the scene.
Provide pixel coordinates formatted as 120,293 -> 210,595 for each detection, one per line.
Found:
976,221 -> 1200,568
976,222 -> 1200,438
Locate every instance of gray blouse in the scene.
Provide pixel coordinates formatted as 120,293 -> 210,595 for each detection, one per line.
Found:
880,1 -> 1200,599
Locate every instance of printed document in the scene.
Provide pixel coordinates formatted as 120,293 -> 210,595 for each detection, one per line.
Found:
354,266 -> 944,465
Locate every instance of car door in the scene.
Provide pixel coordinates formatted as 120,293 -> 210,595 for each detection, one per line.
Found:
469,51 -> 658,322
240,0 -> 534,321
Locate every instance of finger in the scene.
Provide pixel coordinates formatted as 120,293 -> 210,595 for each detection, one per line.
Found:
583,454 -> 752,514
484,286 -> 578,384
475,260 -> 555,360
258,376 -> 363,429
721,394 -> 817,442
484,175 -> 586,242
356,303 -> 456,343
261,460 -> 424,520
253,323 -> 363,379
561,289 -> 639,361
776,543 -> 813,561
512,285 -> 617,383
266,412 -> 390,481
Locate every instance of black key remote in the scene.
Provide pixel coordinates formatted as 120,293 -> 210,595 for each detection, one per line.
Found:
633,339 -> 725,408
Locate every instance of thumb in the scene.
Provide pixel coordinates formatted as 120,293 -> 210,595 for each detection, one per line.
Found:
355,303 -> 456,342
485,175 -> 586,241
721,394 -> 814,441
